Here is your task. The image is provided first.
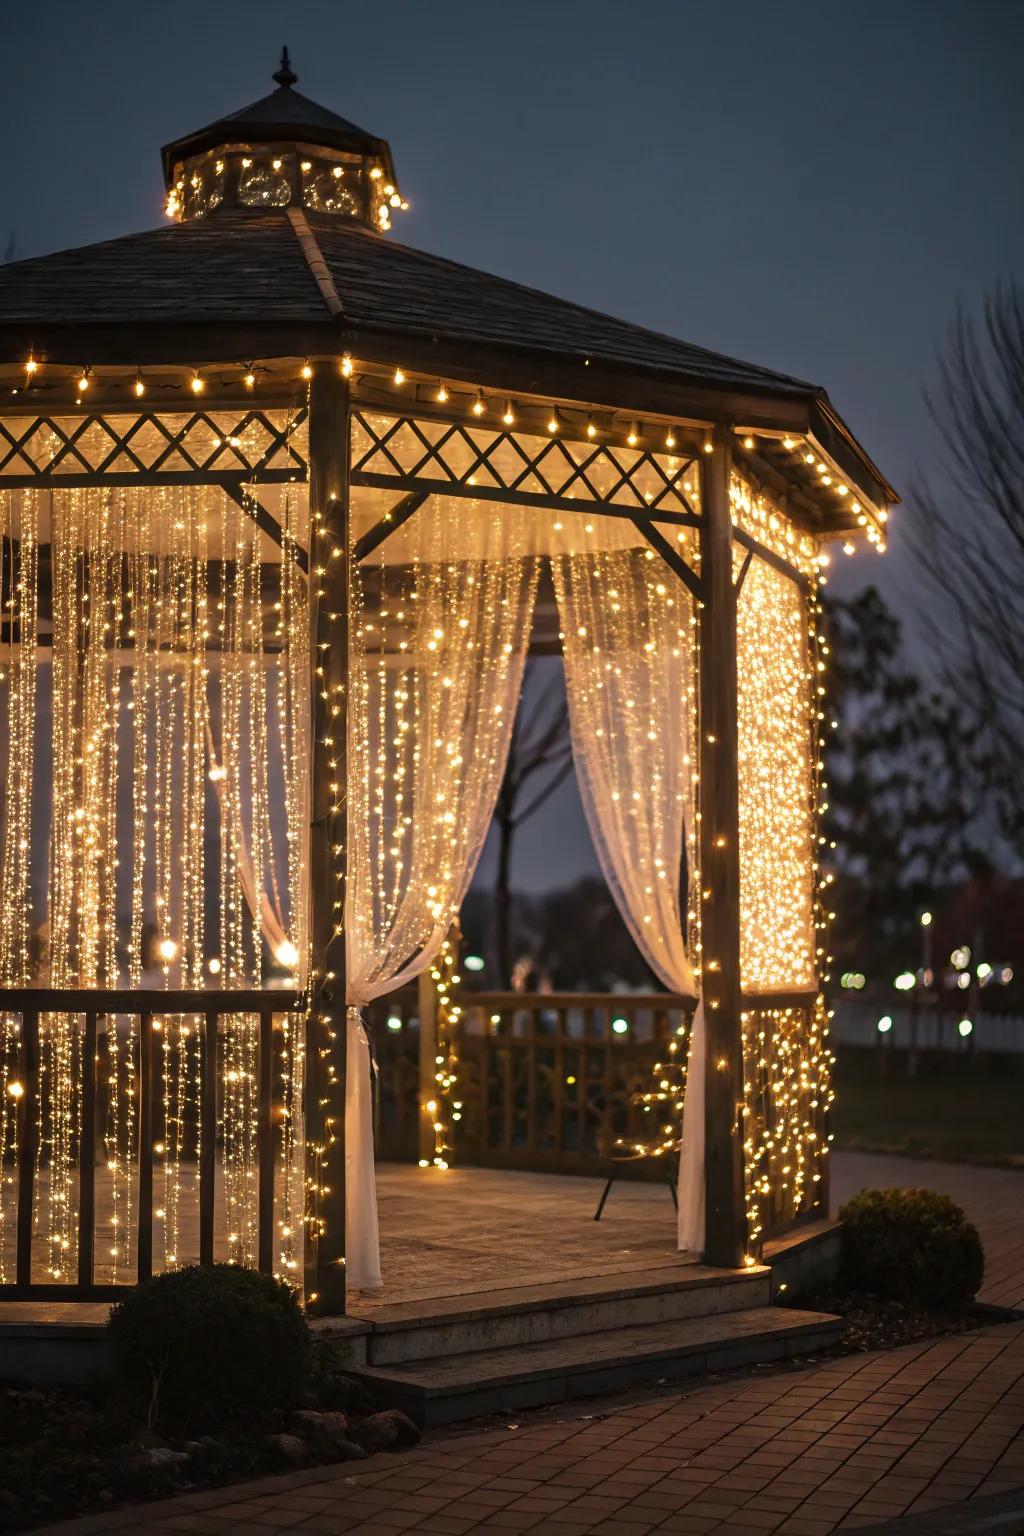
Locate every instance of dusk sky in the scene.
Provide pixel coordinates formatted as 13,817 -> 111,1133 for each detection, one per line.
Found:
4,0 -> 1021,892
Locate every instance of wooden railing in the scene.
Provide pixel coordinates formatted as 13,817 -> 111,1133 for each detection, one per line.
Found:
370,990 -> 693,1176
0,988 -> 304,1301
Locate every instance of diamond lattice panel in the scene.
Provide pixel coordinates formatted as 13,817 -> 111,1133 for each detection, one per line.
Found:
352,411 -> 696,517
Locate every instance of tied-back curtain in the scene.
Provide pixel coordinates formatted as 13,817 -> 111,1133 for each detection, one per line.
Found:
346,495 -> 541,1289
549,519 -> 705,1252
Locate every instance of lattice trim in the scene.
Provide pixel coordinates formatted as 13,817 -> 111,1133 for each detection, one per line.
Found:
351,411 -> 698,516
0,409 -> 309,480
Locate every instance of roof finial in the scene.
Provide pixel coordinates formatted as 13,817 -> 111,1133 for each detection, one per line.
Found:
273,46 -> 297,88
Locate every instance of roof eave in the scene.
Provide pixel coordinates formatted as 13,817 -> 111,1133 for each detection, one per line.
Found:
159,126 -> 396,187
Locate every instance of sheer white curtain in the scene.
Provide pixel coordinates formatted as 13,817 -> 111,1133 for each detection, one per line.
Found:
345,495 -> 541,1288
549,518 -> 705,1253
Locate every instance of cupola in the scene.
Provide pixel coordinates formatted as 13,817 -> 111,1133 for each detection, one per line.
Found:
160,48 -> 406,231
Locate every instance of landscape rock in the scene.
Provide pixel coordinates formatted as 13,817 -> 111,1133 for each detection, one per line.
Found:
263,1432 -> 312,1469
126,1447 -> 189,1472
355,1409 -> 421,1451
289,1409 -> 367,1463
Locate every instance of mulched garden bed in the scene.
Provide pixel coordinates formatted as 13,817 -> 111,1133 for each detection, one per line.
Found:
0,1376 -> 418,1534
780,1287 -> 1016,1354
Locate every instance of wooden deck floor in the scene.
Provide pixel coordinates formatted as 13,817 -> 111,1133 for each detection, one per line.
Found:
0,1162 -> 689,1326
356,1162 -> 691,1313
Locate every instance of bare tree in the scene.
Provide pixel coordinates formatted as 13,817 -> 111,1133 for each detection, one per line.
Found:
914,282 -> 1024,857
493,662 -> 574,984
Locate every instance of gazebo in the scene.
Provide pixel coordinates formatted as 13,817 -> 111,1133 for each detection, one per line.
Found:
0,54 -> 896,1334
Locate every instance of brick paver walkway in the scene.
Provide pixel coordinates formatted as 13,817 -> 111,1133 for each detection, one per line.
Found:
36,1155 -> 1024,1536
39,1323 -> 1024,1536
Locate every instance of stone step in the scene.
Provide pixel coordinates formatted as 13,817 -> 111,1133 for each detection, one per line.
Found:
356,1304 -> 843,1429
353,1264 -> 771,1365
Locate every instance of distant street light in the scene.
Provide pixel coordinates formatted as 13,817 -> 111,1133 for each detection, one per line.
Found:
877,1015 -> 893,1033
958,1018 -> 974,1038
894,972 -> 916,991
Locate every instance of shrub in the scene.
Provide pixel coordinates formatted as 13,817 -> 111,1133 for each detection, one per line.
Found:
107,1264 -> 309,1431
839,1187 -> 984,1310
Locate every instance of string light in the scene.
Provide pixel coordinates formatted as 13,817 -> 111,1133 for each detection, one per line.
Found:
435,380 -> 449,403
502,399 -> 515,427
301,360 -> 313,381
25,353 -> 38,377
393,366 -> 406,385
471,390 -> 486,417
419,927 -> 463,1170
77,368 -> 91,394
627,421 -> 639,447
341,354 -> 353,379
134,369 -> 146,398
191,372 -> 205,395
243,366 -> 256,389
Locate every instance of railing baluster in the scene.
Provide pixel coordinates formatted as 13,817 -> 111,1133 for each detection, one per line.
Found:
526,1016 -> 537,1154
200,1010 -> 217,1267
257,1008 -> 275,1275
77,1011 -> 98,1290
501,1014 -> 514,1154
137,1013 -> 154,1283
553,1011 -> 565,1155
577,1008 -> 590,1154
15,1010 -> 39,1292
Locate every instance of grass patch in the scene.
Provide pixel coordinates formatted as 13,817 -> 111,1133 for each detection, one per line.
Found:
832,1046 -> 1024,1165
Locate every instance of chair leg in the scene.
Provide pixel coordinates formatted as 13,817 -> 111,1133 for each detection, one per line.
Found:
593,1170 -> 616,1221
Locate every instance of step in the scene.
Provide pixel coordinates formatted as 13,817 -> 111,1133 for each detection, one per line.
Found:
353,1264 -> 772,1365
355,1305 -> 843,1429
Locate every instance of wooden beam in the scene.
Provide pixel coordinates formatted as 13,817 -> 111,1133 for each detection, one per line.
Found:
698,428 -> 747,1270
304,365 -> 350,1317
351,471 -> 699,529
221,483 -> 310,573
353,491 -> 428,564
629,517 -> 703,603
733,526 -> 809,592
734,546 -> 754,596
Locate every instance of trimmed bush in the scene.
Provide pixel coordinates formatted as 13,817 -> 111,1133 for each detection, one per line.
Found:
839,1187 -> 983,1310
107,1264 -> 309,1431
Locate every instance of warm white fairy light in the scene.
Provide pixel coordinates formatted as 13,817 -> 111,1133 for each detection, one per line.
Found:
419,927 -> 462,1170
729,471 -> 818,580
0,490 -> 39,1280
736,539 -> 816,992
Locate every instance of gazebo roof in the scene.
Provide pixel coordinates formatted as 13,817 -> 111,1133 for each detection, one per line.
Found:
0,58 -> 898,513
160,48 -> 397,188
0,210 -> 811,392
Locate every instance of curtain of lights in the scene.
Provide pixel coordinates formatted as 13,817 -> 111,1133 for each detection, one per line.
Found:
736,552 -> 815,992
346,494 -> 541,1289
0,490 -> 39,1281
735,520 -> 828,1246
0,481 -> 307,1286
550,518 -> 702,1248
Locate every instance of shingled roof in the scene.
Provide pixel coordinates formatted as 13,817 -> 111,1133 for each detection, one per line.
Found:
0,209 -> 814,394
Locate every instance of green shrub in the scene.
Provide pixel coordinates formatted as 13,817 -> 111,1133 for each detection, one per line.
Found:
107,1264 -> 309,1431
839,1187 -> 984,1310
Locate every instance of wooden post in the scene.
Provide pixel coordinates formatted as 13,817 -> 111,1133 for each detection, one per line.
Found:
698,429 -> 747,1270
418,969 -> 437,1166
305,366 -> 350,1316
